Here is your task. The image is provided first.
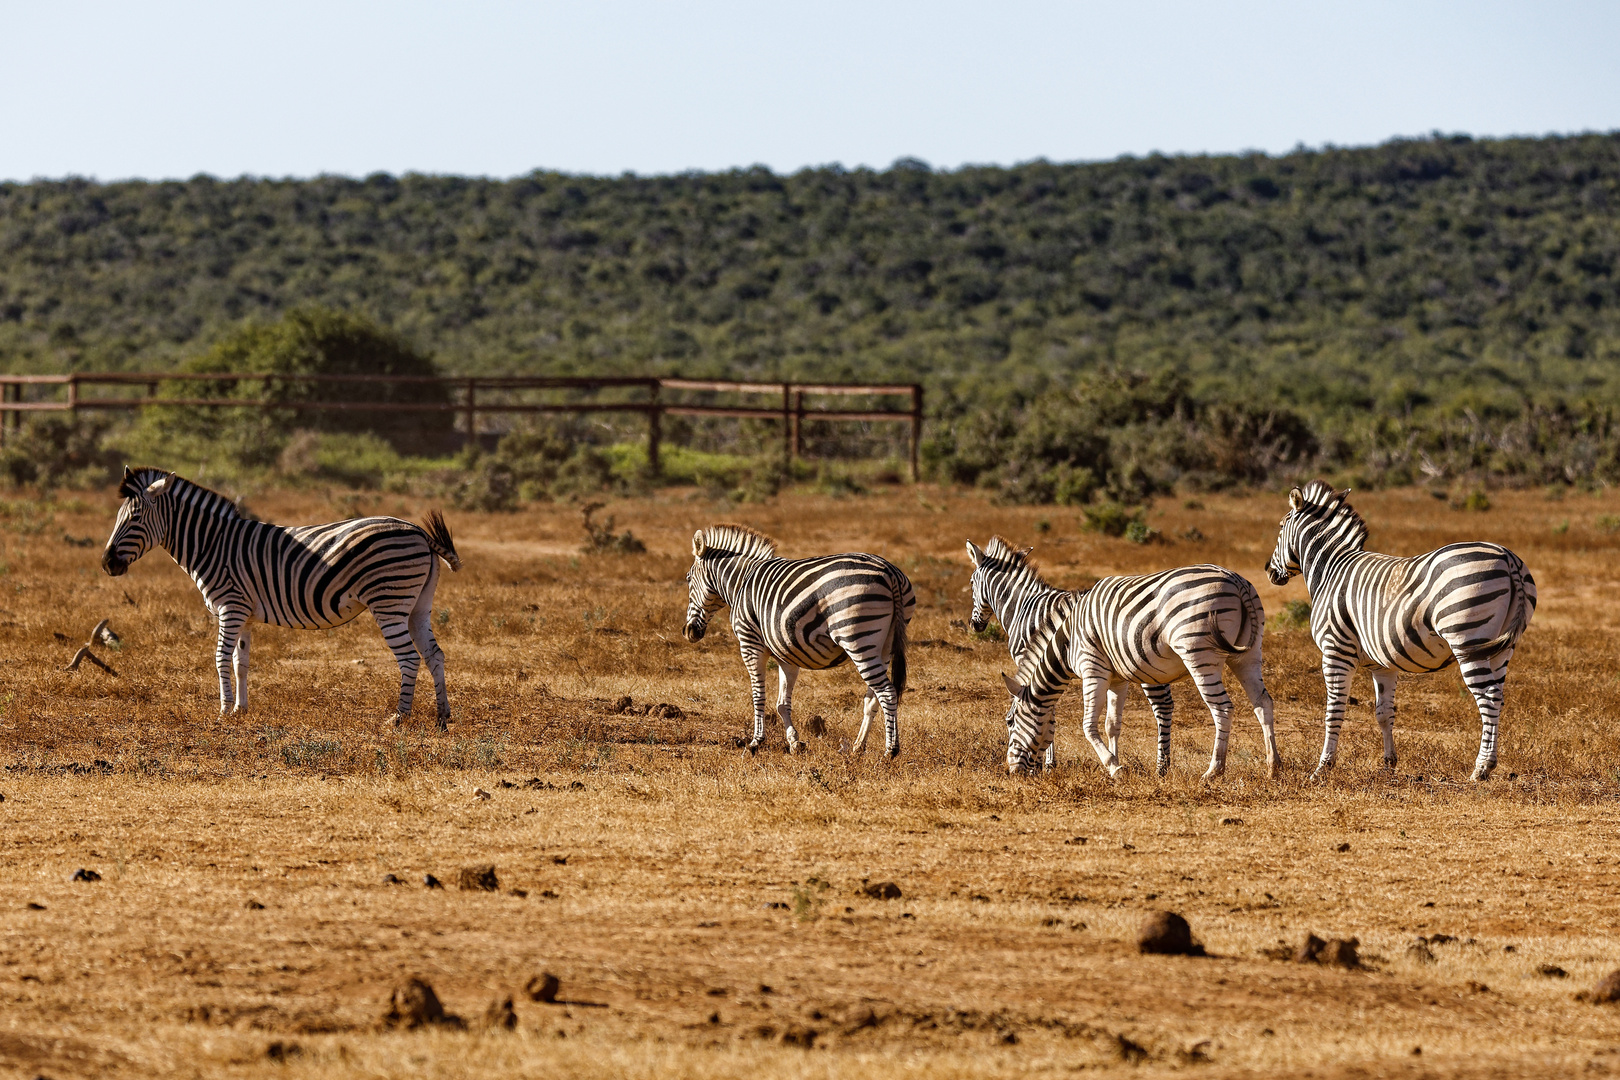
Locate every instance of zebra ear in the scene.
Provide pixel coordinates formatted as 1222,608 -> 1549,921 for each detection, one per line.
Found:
1288,487 -> 1304,511
692,531 -> 707,559
144,472 -> 177,499
1018,545 -> 1034,558
1000,672 -> 1025,696
965,540 -> 984,567
118,467 -> 142,499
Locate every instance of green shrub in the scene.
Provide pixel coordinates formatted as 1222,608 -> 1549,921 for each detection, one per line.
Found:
0,414 -> 122,491
1269,600 -> 1312,632
1081,502 -> 1143,538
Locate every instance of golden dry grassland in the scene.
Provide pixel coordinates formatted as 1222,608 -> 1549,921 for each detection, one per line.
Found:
2,481 -> 1619,1079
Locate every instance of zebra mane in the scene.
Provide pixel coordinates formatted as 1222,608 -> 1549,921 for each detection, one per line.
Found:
983,535 -> 1050,589
1295,479 -> 1368,548
700,522 -> 778,561
119,468 -> 245,520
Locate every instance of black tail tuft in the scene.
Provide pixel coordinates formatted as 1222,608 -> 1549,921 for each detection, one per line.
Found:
422,510 -> 461,572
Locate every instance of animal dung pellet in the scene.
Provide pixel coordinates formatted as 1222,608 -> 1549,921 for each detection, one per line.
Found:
457,864 -> 499,891
244,899 -> 266,910
69,868 -> 102,882
1137,911 -> 1203,955
525,972 -> 561,1004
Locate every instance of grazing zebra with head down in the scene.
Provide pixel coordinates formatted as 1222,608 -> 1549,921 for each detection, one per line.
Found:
1000,563 -> 1278,778
101,468 -> 461,726
967,536 -> 1175,770
1265,480 -> 1535,781
682,524 -> 915,757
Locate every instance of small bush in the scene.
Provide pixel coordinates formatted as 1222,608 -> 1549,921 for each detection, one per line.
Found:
1124,519 -> 1161,545
1081,502 -> 1143,538
580,502 -> 645,554
1454,488 -> 1491,512
1269,599 -> 1312,632
1597,515 -> 1620,534
0,415 -> 122,491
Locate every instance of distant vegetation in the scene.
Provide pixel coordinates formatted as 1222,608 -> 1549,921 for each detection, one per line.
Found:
2,132 -> 1619,499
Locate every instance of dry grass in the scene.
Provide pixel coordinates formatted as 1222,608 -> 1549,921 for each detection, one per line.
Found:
2,482 -> 1620,1078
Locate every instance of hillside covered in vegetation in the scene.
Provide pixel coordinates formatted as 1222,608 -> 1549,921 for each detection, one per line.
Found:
2,133 -> 1619,499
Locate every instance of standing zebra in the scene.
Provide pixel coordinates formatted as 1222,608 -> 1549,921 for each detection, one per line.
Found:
968,536 -> 1174,771
682,524 -> 915,757
101,468 -> 461,727
1265,481 -> 1535,781
1001,564 -> 1278,778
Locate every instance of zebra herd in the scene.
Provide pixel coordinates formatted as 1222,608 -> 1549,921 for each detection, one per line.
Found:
100,470 -> 1536,782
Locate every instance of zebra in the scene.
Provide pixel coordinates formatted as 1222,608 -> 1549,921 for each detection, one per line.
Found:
100,467 -> 461,727
968,536 -> 1176,772
1265,480 -> 1536,781
1000,564 -> 1278,778
682,524 -> 915,757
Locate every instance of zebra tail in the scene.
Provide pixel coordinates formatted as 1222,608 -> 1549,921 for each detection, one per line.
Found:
1210,585 -> 1259,655
889,592 -> 908,700
421,510 -> 462,572
1455,558 -> 1533,663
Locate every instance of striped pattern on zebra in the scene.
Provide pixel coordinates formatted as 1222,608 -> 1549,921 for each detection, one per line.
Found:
682,524 -> 915,757
967,536 -> 1174,771
1000,563 -> 1278,778
1265,480 -> 1536,781
101,467 -> 461,726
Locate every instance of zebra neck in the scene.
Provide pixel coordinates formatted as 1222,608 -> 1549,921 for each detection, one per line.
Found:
159,500 -> 239,583
706,555 -> 769,609
1298,524 -> 1365,594
988,571 -> 1053,637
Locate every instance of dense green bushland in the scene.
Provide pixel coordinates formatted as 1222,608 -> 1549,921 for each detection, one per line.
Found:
3,132 -> 1619,500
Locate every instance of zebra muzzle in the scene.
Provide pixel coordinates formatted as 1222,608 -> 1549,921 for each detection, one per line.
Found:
102,555 -> 127,577
682,622 -> 706,643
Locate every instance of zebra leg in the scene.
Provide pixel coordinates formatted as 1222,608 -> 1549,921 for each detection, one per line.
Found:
739,645 -> 769,754
852,689 -> 879,756
1228,651 -> 1281,778
1104,684 -> 1125,762
776,662 -> 804,753
376,611 -> 424,727
1461,647 -> 1514,781
1077,671 -> 1122,776
1371,669 -> 1398,769
1143,683 -> 1175,776
842,638 -> 902,759
231,632 -> 251,712
1043,703 -> 1057,771
407,602 -> 451,729
1314,658 -> 1354,778
213,612 -> 247,716
1180,653 -> 1236,781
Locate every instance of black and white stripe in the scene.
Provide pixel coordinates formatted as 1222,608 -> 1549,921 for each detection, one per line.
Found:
1265,480 -> 1535,780
683,524 -> 915,757
1001,563 -> 1278,777
101,467 -> 461,726
967,536 -> 1176,770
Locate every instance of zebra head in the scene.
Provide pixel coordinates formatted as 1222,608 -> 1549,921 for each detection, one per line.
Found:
682,531 -> 725,642
999,671 -> 1050,775
965,537 -> 1032,634
102,468 -> 178,577
1267,481 -> 1361,586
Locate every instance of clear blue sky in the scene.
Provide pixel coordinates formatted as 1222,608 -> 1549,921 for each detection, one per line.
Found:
2,0 -> 1616,181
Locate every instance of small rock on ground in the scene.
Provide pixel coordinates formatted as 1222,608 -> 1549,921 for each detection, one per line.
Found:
1405,941 -> 1435,964
1296,934 -> 1359,967
861,881 -> 902,900
457,865 -> 499,891
483,996 -> 517,1030
1578,970 -> 1620,1003
383,977 -> 464,1029
1137,911 -> 1204,956
526,972 -> 561,1003
70,868 -> 101,882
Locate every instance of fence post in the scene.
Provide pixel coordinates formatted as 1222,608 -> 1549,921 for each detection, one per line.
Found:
791,390 -> 803,460
67,374 -> 79,414
910,384 -> 923,482
782,382 -> 791,469
647,382 -> 662,477
465,377 -> 477,448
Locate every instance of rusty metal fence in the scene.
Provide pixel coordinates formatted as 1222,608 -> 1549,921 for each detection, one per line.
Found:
0,373 -> 924,480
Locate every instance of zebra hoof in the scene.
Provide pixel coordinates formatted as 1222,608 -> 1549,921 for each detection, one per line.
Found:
1471,764 -> 1495,782
1105,764 -> 1126,779
1156,761 -> 1170,778
746,742 -> 761,757
386,713 -> 404,729
885,746 -> 900,760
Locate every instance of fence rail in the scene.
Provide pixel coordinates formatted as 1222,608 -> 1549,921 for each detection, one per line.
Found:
0,373 -> 924,480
